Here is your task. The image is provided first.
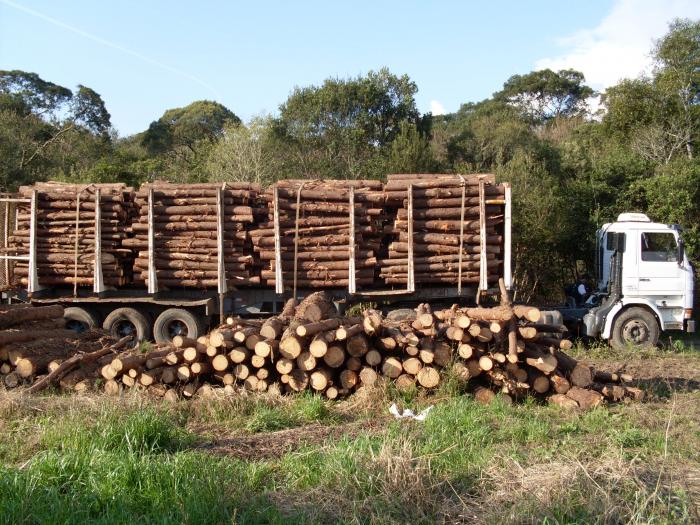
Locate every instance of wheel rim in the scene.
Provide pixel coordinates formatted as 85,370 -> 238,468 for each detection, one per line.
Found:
622,319 -> 649,345
66,319 -> 88,333
166,319 -> 189,339
114,319 -> 137,338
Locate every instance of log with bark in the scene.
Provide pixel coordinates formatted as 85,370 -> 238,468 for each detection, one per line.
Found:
10,182 -> 136,288
379,173 -> 506,288
251,180 -> 386,290
128,181 -> 263,290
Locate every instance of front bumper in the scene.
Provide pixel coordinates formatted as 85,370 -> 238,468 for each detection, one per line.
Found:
687,319 -> 696,333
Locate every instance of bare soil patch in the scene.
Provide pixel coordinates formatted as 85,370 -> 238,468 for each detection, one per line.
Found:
192,418 -> 388,460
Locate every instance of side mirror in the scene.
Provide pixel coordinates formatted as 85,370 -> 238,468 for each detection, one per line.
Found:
678,238 -> 685,266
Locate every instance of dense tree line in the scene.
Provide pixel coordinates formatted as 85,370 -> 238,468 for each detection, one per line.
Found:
1,20 -> 698,301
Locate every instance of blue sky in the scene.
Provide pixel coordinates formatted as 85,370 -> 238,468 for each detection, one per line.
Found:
1,0 -> 698,136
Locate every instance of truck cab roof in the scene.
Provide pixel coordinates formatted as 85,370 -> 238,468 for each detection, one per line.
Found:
601,213 -> 679,233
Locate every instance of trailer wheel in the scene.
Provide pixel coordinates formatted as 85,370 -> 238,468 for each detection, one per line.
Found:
611,307 -> 659,350
64,307 -> 99,333
103,307 -> 151,342
153,308 -> 205,344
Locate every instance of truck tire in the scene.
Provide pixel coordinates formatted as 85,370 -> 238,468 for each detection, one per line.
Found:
63,307 -> 99,333
103,307 -> 151,342
611,307 -> 659,350
153,308 -> 205,344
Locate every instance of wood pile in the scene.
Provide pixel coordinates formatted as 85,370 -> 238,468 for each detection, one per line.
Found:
82,291 -> 642,408
380,173 -> 505,286
124,182 -> 263,289
251,180 -> 386,290
10,182 -> 135,287
0,303 -> 121,391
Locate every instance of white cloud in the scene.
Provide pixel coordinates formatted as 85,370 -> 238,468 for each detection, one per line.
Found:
429,100 -> 446,116
535,0 -> 700,91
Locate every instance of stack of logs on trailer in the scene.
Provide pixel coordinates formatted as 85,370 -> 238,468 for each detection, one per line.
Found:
381,173 -> 505,286
11,182 -> 135,288
83,292 -> 643,409
251,180 -> 386,290
125,182 -> 263,289
6,175 -> 509,292
0,303 -> 119,390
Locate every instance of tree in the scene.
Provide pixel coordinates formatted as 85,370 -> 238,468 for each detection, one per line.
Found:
0,70 -> 72,117
275,68 -> 420,178
141,100 -> 241,181
0,70 -> 113,189
384,122 -> 436,174
72,85 -> 111,136
141,100 -> 240,155
653,18 -> 700,159
496,69 -> 594,122
205,116 -> 281,186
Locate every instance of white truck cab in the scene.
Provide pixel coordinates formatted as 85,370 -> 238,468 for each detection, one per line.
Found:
583,213 -> 695,349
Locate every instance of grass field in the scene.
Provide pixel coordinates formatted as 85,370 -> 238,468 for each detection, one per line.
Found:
1,341 -> 699,524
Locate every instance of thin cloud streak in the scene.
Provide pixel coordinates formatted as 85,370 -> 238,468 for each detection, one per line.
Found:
0,0 -> 222,100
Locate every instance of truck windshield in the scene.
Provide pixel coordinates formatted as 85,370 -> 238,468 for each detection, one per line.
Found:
641,232 -> 677,262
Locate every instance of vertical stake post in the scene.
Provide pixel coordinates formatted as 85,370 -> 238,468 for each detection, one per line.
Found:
348,186 -> 356,294
217,185 -> 228,324
292,183 -> 305,300
27,189 -> 41,293
504,182 -> 512,290
93,189 -> 105,293
407,184 -> 415,293
147,187 -> 158,294
457,175 -> 466,296
478,179 -> 488,293
272,186 -> 284,294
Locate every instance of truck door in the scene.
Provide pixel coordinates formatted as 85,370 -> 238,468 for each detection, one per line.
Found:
637,231 -> 683,295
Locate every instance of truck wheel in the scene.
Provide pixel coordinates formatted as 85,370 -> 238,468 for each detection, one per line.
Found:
64,307 -> 99,333
611,307 -> 659,350
153,308 -> 205,344
103,307 -> 151,342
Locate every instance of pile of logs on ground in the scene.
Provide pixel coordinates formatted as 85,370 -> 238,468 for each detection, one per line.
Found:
67,290 -> 642,408
381,174 -> 505,286
0,303 -> 123,391
125,182 -> 263,289
251,180 -> 386,290
10,182 -> 135,287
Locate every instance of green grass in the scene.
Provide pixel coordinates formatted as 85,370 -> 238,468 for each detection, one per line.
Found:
1,346 -> 699,524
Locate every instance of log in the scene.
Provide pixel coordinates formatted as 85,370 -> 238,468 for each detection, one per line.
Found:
381,357 -> 403,379
294,292 -> 335,322
395,374 -> 415,390
309,331 -> 335,358
566,386 -> 604,409
346,334 -> 370,357
548,393 -> 579,409
323,346 -> 345,368
359,367 -> 378,386
296,318 -> 341,337
0,304 -> 64,329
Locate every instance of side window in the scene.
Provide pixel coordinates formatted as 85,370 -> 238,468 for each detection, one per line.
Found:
641,232 -> 677,262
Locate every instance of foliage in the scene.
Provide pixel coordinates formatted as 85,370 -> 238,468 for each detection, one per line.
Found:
496,68 -> 595,122
273,67 -> 421,179
205,116 -> 281,186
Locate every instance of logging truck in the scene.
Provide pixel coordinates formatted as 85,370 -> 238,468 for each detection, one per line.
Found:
579,212 -> 695,348
0,180 -> 694,350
